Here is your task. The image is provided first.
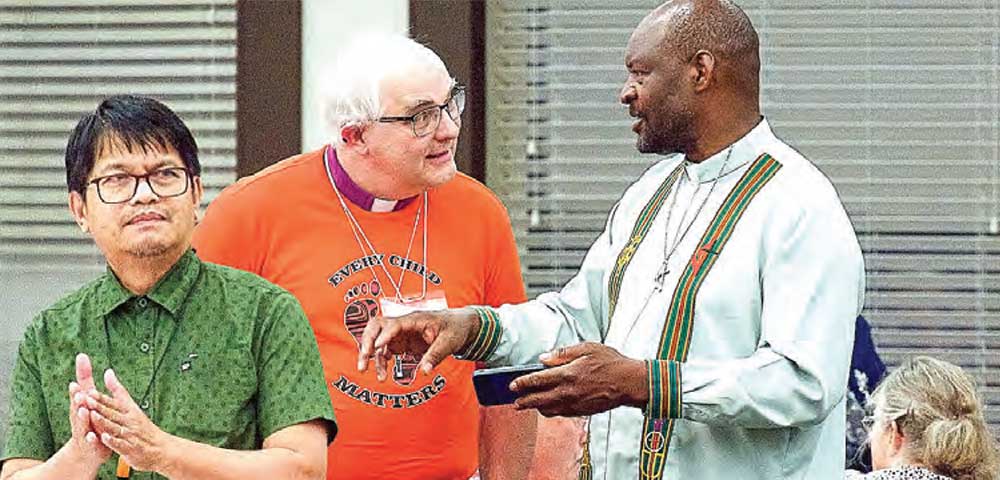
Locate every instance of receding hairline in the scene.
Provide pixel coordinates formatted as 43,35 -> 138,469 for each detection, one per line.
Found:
325,33 -> 454,129
378,64 -> 456,115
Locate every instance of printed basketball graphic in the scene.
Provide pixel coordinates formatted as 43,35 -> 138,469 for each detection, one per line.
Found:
344,298 -> 419,386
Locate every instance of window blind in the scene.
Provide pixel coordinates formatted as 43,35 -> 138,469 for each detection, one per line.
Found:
0,0 -> 237,273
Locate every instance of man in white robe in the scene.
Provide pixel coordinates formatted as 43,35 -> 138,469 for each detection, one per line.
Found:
358,1 -> 865,479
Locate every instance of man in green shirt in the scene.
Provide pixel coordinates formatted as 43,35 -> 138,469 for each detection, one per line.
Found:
1,95 -> 337,480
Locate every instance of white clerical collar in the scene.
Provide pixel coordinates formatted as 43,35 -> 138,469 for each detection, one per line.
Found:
370,198 -> 400,213
324,145 -> 418,213
683,117 -> 775,184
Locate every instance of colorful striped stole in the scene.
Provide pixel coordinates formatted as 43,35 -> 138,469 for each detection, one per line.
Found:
638,153 -> 781,480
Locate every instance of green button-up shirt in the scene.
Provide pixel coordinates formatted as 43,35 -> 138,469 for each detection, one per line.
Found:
2,250 -> 336,479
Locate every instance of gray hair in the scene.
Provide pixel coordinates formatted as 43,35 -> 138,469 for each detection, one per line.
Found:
871,356 -> 999,480
322,32 -> 451,146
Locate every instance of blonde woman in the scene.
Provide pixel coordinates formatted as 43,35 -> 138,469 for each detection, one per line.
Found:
847,356 -> 999,480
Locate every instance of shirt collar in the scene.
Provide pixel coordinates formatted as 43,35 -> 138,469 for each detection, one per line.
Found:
93,249 -> 201,318
92,270 -> 133,317
325,145 -> 417,213
682,117 -> 775,184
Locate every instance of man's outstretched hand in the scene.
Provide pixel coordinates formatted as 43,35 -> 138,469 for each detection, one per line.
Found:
357,307 -> 481,380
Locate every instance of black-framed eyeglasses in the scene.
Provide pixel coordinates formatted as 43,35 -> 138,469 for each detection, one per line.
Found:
377,86 -> 466,137
87,167 -> 191,204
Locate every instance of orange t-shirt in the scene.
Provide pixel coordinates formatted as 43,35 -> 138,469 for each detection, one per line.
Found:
192,148 -> 527,480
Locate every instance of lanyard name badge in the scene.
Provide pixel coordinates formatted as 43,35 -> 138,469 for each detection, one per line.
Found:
379,292 -> 448,317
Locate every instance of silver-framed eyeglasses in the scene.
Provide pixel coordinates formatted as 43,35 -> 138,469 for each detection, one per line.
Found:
377,86 -> 466,137
87,166 -> 192,204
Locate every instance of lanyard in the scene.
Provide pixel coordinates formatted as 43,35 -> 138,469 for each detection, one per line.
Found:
324,147 -> 429,303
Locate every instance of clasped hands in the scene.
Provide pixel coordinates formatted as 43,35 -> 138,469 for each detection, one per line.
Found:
68,353 -> 171,473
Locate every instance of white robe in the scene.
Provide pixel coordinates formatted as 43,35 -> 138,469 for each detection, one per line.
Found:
485,119 -> 866,480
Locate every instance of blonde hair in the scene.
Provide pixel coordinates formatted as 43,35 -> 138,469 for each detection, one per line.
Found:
321,32 -> 452,146
871,356 -> 999,480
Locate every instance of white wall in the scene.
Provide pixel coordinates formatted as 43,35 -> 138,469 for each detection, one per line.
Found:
301,0 -> 409,151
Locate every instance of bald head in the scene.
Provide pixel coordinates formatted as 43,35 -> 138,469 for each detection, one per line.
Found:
641,0 -> 760,97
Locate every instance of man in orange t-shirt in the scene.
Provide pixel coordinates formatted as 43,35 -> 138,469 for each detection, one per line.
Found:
193,34 -> 541,479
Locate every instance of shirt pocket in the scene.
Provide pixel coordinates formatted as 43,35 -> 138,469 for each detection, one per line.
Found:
160,338 -> 258,447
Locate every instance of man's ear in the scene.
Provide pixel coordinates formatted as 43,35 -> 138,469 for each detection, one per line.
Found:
190,175 -> 204,208
341,125 -> 366,146
690,49 -> 716,93
68,191 -> 90,234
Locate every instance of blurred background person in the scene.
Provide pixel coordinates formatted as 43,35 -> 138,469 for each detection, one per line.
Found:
848,356 -> 999,480
847,315 -> 888,472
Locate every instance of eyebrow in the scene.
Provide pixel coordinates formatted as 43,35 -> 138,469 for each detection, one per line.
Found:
93,162 -> 130,174
92,159 -> 179,176
626,57 -> 649,71
402,98 -> 437,115
400,84 -> 460,115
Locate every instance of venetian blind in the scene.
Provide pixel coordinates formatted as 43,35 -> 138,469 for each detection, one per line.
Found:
486,0 -> 1000,431
0,0 -> 237,273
